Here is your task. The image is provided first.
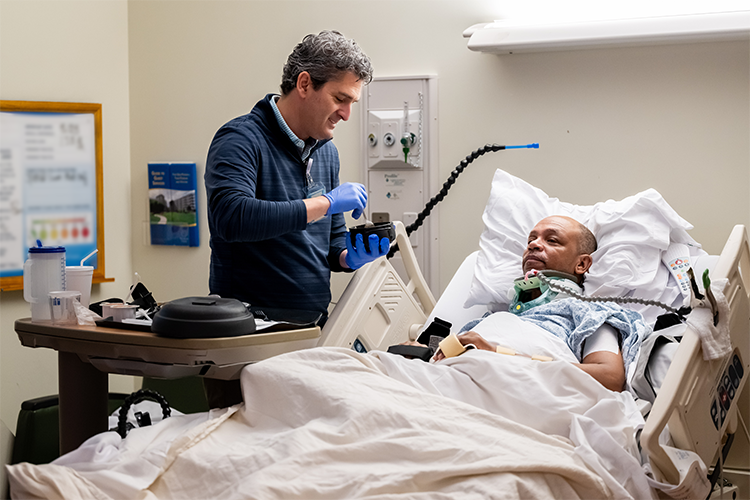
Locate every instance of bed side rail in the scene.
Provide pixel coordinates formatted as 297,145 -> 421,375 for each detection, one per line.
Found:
393,221 -> 437,314
642,224 -> 750,485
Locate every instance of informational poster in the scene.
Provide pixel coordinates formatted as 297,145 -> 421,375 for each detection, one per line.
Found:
148,162 -> 199,247
0,102 -> 103,289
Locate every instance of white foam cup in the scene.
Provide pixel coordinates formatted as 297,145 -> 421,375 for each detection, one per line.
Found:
49,291 -> 81,326
65,266 -> 94,307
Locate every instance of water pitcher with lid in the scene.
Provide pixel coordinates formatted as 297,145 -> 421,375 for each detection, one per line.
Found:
23,241 -> 66,322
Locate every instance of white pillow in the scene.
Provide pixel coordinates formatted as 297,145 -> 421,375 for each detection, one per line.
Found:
466,169 -> 706,326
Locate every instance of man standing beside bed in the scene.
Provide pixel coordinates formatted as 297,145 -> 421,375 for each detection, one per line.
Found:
204,30 -> 389,324
203,31 -> 390,408
417,215 -> 647,392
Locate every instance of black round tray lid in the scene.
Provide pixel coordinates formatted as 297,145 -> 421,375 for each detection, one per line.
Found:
151,296 -> 255,338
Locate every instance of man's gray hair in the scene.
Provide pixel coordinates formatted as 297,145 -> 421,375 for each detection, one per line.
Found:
280,30 -> 373,95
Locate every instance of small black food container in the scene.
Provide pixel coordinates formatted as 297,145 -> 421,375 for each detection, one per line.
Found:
349,222 -> 396,252
151,297 -> 255,338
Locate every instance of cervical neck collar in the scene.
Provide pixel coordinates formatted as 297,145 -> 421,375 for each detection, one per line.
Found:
508,274 -> 582,315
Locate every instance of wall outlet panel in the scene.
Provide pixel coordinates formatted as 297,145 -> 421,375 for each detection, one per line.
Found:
361,76 -> 438,293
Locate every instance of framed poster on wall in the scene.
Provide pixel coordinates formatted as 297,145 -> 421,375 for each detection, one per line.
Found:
148,162 -> 200,247
0,100 -> 112,291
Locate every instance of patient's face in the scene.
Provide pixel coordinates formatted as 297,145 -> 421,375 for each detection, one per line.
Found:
522,216 -> 586,276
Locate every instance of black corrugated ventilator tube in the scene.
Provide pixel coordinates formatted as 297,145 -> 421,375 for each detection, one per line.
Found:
387,142 -> 538,258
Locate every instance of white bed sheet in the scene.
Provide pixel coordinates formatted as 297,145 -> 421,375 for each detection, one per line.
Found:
9,347 -> 654,500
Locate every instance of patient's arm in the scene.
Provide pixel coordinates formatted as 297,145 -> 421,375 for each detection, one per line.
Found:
428,331 -> 626,392
577,350 -> 626,392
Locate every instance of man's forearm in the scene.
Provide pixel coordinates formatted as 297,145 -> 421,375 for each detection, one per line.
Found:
303,195 -> 332,223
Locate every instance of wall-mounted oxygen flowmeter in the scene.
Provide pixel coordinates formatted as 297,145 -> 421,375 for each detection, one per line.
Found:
367,103 -> 421,167
361,76 -> 438,293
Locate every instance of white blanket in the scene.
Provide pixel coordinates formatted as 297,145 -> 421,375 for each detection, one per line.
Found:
8,347 -> 655,500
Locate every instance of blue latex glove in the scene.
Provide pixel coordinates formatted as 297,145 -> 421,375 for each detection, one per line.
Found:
345,232 -> 390,270
324,183 -> 367,219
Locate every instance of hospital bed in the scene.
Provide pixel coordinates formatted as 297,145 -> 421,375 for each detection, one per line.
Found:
8,171 -> 750,499
319,167 -> 750,498
321,221 -> 750,497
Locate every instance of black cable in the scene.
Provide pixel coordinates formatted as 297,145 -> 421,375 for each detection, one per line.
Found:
116,388 -> 171,438
387,143 -> 508,258
706,433 -> 734,499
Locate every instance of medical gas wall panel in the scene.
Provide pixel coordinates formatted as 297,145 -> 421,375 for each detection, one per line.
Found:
361,76 -> 438,294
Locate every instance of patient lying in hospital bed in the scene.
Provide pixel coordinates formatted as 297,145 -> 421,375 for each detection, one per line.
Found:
413,214 -> 646,394
7,169 -> 747,500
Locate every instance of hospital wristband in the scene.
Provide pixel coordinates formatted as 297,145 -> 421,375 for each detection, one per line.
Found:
495,345 -> 554,362
531,355 -> 554,362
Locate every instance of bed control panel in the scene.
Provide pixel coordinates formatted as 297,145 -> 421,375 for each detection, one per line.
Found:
710,351 -> 744,430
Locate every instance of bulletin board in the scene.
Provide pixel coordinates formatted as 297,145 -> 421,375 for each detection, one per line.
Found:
0,101 -> 112,291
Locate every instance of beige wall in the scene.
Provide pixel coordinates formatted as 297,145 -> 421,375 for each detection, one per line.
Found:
127,0 -> 749,301
1,0 -> 748,477
0,0 -> 137,471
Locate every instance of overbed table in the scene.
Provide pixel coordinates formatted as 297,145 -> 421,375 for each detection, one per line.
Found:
15,318 -> 321,454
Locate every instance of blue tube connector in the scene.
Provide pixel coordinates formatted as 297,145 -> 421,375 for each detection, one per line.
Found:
505,143 -> 539,149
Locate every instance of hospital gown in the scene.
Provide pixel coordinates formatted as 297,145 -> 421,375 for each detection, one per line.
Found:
461,298 -> 649,368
